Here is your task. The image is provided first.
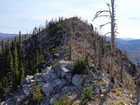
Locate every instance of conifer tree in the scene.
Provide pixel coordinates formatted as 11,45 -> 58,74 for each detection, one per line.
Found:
20,62 -> 25,85
12,43 -> 19,90
36,50 -> 39,73
1,40 -> 5,55
19,31 -> 22,44
1,76 -> 8,88
7,47 -> 13,88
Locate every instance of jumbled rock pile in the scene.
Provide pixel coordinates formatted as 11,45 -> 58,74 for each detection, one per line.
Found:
2,60 -> 102,105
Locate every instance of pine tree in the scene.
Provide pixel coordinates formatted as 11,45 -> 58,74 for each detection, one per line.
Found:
1,76 -> 8,88
7,47 -> 13,69
1,40 -> 5,55
19,31 -> 22,44
7,47 -> 13,88
20,63 -> 25,85
36,50 -> 39,73
12,43 -> 19,90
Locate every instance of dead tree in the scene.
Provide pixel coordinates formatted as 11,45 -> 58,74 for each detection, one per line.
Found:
93,28 -> 98,70
133,65 -> 140,105
69,21 -> 75,61
120,58 -> 124,83
93,0 -> 117,84
98,36 -> 104,71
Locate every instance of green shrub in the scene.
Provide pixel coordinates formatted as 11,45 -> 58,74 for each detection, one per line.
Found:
54,94 -> 70,105
83,86 -> 93,101
72,59 -> 88,74
82,74 -> 88,82
33,84 -> 43,103
84,55 -> 89,68
25,100 -> 30,105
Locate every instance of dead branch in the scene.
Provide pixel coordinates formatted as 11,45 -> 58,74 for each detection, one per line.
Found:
93,10 -> 111,21
104,32 -> 111,36
106,3 -> 111,13
100,22 -> 111,29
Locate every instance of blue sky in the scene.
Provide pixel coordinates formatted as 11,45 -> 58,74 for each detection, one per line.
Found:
0,0 -> 140,38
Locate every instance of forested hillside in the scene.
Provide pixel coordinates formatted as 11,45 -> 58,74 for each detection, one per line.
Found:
116,38 -> 140,64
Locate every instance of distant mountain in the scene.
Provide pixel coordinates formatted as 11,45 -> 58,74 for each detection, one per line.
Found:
0,32 -> 17,36
0,32 -> 17,40
120,38 -> 136,41
116,38 -> 140,63
116,38 -> 140,51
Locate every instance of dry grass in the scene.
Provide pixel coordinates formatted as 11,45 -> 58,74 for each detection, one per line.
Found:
114,100 -> 125,105
111,88 -> 122,96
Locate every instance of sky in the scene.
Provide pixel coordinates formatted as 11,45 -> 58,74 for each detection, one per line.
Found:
0,0 -> 140,39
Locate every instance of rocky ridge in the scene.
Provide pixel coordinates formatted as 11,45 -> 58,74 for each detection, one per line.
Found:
1,60 -> 136,105
0,17 -> 137,105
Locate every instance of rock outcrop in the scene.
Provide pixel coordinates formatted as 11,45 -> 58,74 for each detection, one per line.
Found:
1,60 -> 102,105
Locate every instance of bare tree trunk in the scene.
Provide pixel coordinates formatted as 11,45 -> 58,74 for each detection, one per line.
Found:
136,81 -> 140,105
97,38 -> 102,71
69,21 -> 75,61
134,67 -> 140,105
99,82 -> 114,105
120,58 -> 123,83
84,35 -> 86,59
110,0 -> 115,84
68,30 -> 72,61
93,0 -> 117,84
94,29 -> 97,70
98,37 -> 104,71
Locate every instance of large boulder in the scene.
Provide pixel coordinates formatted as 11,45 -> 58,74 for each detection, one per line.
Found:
65,64 -> 73,71
34,74 -> 44,83
42,72 -> 58,82
42,66 -> 52,73
53,65 -> 69,78
62,86 -> 76,94
52,64 -> 62,76
65,74 -> 72,83
49,93 -> 62,104
52,79 -> 67,92
54,79 -> 63,86
92,83 -> 101,94
72,75 -> 83,87
41,83 -> 54,97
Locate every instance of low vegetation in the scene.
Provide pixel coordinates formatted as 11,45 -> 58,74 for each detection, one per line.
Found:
54,94 -> 70,105
72,59 -> 89,75
32,84 -> 43,103
83,86 -> 93,101
81,86 -> 93,105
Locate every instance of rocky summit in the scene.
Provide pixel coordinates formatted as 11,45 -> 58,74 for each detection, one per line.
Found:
0,17 -> 138,105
